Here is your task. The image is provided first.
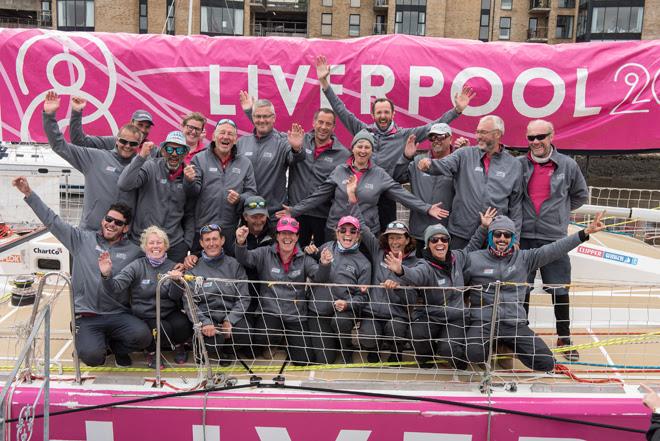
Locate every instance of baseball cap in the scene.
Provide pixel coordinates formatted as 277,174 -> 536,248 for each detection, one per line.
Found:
131,110 -> 154,125
337,216 -> 360,230
276,216 -> 299,234
243,196 -> 268,216
429,123 -> 452,136
383,220 -> 409,235
159,131 -> 188,149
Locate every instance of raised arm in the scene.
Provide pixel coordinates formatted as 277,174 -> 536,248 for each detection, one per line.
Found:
409,84 -> 475,141
69,96 -> 116,150
234,226 -> 264,269
117,143 -> 154,191
419,148 -> 462,177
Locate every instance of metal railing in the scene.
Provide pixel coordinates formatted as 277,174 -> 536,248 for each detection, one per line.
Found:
527,26 -> 549,39
529,0 -> 551,10
374,0 -> 389,7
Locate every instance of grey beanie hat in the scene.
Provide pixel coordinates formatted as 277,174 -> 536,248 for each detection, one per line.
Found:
351,129 -> 375,148
423,223 -> 451,246
488,215 -> 517,234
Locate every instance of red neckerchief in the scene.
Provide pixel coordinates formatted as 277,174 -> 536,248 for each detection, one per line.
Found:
481,145 -> 503,175
276,243 -> 299,273
219,153 -> 233,170
168,165 -> 184,181
347,157 -> 371,183
184,139 -> 206,164
314,139 -> 333,159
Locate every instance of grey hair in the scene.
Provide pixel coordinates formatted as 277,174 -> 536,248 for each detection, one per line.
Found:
480,115 -> 505,135
527,119 -> 554,133
253,99 -> 275,115
140,225 -> 170,252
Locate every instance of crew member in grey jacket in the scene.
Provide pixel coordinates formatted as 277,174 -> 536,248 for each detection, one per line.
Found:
236,97 -> 305,217
463,214 -> 605,372
99,226 -> 193,368
282,130 -> 448,236
184,224 -> 252,365
314,55 -> 475,231
118,131 -> 195,263
519,119 -> 589,361
13,177 -> 151,368
234,216 -> 332,365
419,115 -> 524,249
383,208 -> 495,369
42,91 -> 140,231
304,215 -> 371,364
69,95 -> 153,150
184,119 -> 257,255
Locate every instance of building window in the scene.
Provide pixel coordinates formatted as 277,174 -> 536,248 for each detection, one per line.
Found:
41,1 -> 52,27
479,0 -> 490,41
165,0 -> 175,35
395,0 -> 426,36
591,6 -> 643,34
501,0 -> 512,10
374,14 -> 386,34
321,13 -> 332,36
557,0 -> 575,7
322,0 -> 332,5
201,0 -> 244,35
139,0 -> 147,34
555,14 -> 573,38
57,0 -> 94,31
350,0 -> 360,7
576,8 -> 588,37
499,16 -> 511,39
349,14 -> 360,36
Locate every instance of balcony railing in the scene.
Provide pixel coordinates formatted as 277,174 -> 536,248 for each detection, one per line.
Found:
527,26 -> 549,40
529,0 -> 551,12
374,0 -> 388,10
252,21 -> 307,37
0,15 -> 51,29
250,0 -> 307,11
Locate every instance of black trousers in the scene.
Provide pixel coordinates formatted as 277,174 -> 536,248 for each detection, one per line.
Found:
202,316 -> 252,360
410,317 -> 468,369
465,320 -> 555,372
358,316 -> 409,354
298,215 -> 327,248
308,311 -> 356,364
168,241 -> 190,264
74,313 -> 152,366
252,313 -> 314,364
378,196 -> 397,234
143,310 -> 193,352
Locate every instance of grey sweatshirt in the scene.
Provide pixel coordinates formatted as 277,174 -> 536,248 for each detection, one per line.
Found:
428,146 -> 523,241
185,144 -> 257,231
519,148 -> 588,241
43,111 -> 136,231
25,192 -> 143,314
102,257 -> 181,319
234,243 -> 330,321
464,232 -> 585,324
236,129 -> 305,215
289,162 -> 433,233
69,109 -> 116,150
323,86 -> 459,176
288,132 -> 351,219
185,254 -> 251,326
117,155 -> 193,248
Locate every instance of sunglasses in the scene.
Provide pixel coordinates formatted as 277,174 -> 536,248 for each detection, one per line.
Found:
184,124 -> 203,133
429,236 -> 449,244
200,224 -> 221,235
527,133 -> 551,142
216,118 -> 237,128
164,145 -> 188,155
387,221 -> 407,230
246,200 -> 266,209
279,218 -> 299,228
338,227 -> 358,234
493,230 -> 513,239
253,114 -> 274,120
117,138 -> 140,148
104,215 -> 127,227
429,134 -> 450,141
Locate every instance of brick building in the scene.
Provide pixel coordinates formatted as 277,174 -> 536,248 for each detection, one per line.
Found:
1,0 -> 657,42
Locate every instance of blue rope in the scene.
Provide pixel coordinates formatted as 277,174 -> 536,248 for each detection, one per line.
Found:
563,361 -> 660,369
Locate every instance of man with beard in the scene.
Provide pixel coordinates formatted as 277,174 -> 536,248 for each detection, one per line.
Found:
12,176 -> 151,367
118,131 -> 194,263
418,115 -> 523,250
519,119 -> 588,361
42,90 -> 140,231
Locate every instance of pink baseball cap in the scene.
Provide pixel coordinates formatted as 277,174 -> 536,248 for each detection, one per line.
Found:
276,216 -> 300,234
337,216 -> 360,230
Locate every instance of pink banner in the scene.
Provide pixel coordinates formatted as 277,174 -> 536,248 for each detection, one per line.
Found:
0,29 -> 659,152
8,387 -> 650,440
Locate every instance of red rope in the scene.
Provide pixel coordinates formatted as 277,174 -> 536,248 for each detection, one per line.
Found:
553,364 -> 623,383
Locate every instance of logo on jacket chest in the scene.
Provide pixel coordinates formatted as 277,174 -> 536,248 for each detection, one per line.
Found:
289,269 -> 302,278
141,279 -> 152,285
483,268 -> 494,274
436,278 -> 447,286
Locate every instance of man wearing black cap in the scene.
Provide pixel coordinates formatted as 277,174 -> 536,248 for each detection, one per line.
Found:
69,95 -> 153,150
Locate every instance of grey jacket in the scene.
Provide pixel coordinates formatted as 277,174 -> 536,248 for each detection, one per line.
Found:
288,132 -> 351,219
118,155 -> 194,248
237,129 -> 305,215
519,148 -> 588,241
290,162 -> 433,232
464,232 -> 585,324
69,109 -> 116,150
43,111 -> 136,231
185,144 -> 257,231
307,240 -> 372,316
234,243 -> 330,321
102,257 -> 181,319
323,86 -> 459,176
428,146 -> 523,241
25,192 -> 143,314
185,254 -> 251,326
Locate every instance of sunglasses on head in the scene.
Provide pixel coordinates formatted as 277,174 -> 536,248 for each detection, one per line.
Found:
429,236 -> 449,244
387,221 -> 407,230
247,200 -> 266,209
527,133 -> 551,142
117,138 -> 140,148
104,215 -> 127,227
493,230 -> 513,239
338,227 -> 358,234
216,118 -> 237,128
200,224 -> 221,235
164,145 -> 188,155
279,218 -> 299,228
